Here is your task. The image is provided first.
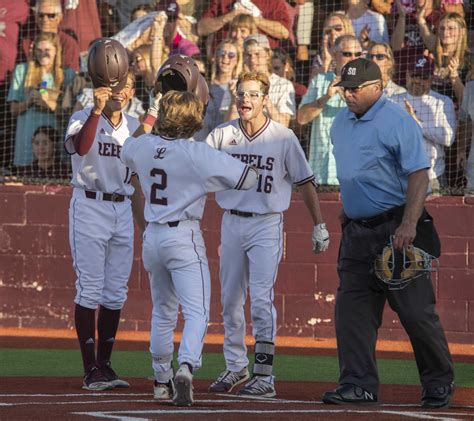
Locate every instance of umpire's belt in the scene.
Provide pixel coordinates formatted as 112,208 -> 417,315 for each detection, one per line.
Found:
229,209 -> 258,218
351,205 -> 405,229
85,190 -> 128,203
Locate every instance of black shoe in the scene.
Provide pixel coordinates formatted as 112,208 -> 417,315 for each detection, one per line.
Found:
98,360 -> 130,388
322,384 -> 378,405
421,383 -> 454,409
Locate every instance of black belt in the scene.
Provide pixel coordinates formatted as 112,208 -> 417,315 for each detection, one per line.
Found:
168,221 -> 180,227
351,205 -> 405,229
229,210 -> 257,218
85,190 -> 128,202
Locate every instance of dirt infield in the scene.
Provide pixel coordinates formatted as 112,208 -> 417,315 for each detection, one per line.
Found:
1,330 -> 473,420
1,378 -> 473,420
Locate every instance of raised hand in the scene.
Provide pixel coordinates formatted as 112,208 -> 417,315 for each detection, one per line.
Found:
92,87 -> 112,115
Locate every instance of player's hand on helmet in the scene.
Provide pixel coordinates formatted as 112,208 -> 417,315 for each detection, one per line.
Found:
312,223 -> 330,253
147,92 -> 163,118
92,87 -> 112,115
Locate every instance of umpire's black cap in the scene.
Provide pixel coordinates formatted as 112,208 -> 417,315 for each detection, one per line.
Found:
335,58 -> 382,88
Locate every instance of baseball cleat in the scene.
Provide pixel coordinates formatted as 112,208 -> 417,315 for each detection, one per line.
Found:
99,360 -> 130,388
421,383 -> 454,409
82,366 -> 114,391
322,384 -> 378,405
237,376 -> 276,398
173,364 -> 194,406
154,379 -> 175,400
208,368 -> 250,393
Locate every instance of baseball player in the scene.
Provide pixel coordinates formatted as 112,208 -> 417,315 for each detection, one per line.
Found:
206,71 -> 330,398
120,90 -> 258,406
64,39 -> 142,391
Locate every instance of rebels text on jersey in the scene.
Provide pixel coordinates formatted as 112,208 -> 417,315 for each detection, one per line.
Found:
64,108 -> 140,196
206,118 -> 315,214
120,135 -> 253,223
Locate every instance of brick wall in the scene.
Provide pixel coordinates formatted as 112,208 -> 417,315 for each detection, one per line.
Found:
0,185 -> 472,343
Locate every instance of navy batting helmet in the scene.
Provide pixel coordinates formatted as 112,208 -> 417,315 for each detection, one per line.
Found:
88,38 -> 129,93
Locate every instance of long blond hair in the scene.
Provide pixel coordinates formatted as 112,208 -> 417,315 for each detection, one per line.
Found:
323,12 -> 355,38
435,13 -> 469,70
211,39 -> 243,83
25,32 -> 64,91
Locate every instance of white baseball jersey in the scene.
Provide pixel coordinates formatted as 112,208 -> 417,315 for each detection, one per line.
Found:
206,118 -> 315,213
64,107 -> 140,195
120,134 -> 253,223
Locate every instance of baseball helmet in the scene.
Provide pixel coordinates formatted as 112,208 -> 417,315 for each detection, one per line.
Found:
155,55 -> 209,106
374,236 -> 438,290
88,38 -> 129,93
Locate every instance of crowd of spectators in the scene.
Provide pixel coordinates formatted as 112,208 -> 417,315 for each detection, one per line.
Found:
0,0 -> 472,193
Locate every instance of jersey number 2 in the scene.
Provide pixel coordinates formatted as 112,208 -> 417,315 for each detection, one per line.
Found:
150,168 -> 168,206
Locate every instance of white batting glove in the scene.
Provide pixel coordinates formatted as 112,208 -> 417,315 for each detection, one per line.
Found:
312,223 -> 330,253
147,92 -> 162,118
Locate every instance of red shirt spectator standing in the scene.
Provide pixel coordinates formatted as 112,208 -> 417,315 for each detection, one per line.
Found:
0,0 -> 29,83
21,0 -> 80,72
198,0 -> 291,51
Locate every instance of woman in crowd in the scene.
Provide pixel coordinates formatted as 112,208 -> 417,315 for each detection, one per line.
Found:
8,32 -> 75,166
366,42 -> 406,96
418,11 -> 469,104
310,12 -> 355,78
13,126 -> 70,179
345,0 -> 389,48
229,14 -> 257,51
272,47 -> 307,105
196,39 -> 242,140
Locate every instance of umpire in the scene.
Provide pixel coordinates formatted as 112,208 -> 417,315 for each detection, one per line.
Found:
323,58 -> 454,408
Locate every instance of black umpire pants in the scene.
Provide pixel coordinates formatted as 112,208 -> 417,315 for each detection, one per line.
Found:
335,207 -> 454,395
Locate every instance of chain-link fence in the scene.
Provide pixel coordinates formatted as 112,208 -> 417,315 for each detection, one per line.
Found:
0,0 -> 472,193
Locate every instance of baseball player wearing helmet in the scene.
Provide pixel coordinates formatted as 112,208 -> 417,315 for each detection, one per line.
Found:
64,39 -> 143,391
121,91 -> 258,406
205,71 -> 330,398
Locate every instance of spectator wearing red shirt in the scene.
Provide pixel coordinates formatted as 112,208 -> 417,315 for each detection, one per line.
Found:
21,0 -> 80,72
0,0 -> 29,83
198,0 -> 291,52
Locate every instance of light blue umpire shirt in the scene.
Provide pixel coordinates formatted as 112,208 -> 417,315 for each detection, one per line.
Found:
330,94 -> 430,220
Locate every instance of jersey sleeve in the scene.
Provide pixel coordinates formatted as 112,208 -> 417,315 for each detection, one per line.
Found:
285,131 -> 315,185
189,142 -> 251,193
120,136 -> 142,172
64,109 -> 89,154
205,126 -> 223,150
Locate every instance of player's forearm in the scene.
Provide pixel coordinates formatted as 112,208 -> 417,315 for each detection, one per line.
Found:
255,17 -> 289,40
299,181 -> 324,225
72,112 -> 100,155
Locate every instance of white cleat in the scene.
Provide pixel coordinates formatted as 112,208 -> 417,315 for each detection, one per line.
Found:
173,364 -> 194,406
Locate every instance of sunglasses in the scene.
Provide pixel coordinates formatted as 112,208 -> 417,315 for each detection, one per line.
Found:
235,90 -> 266,100
38,12 -> 58,19
341,51 -> 362,58
367,53 -> 389,60
325,25 -> 344,33
342,81 -> 379,93
217,50 -> 237,59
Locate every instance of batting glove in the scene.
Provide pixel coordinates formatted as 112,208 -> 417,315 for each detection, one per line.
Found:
147,92 -> 162,118
312,223 -> 330,253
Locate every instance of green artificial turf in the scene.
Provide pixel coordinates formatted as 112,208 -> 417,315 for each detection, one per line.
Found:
1,348 -> 473,387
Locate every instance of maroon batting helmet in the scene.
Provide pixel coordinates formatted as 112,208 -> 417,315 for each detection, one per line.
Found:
88,38 -> 129,93
155,55 -> 209,106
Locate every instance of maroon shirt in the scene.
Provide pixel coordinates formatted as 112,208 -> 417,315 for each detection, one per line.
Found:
0,0 -> 29,82
202,0 -> 291,49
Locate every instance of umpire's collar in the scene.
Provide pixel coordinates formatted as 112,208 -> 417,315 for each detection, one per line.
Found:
348,94 -> 387,121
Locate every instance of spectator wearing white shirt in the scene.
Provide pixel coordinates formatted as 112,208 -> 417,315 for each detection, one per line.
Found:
391,56 -> 456,192
345,0 -> 389,49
